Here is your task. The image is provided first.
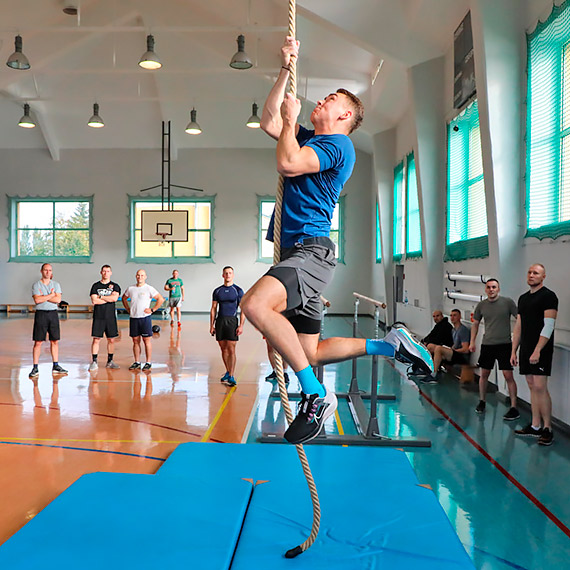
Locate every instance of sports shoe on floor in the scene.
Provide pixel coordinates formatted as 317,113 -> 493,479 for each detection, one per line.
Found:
226,376 -> 237,387
515,424 -> 543,437
106,361 -> 120,369
129,362 -> 141,370
177,322 -> 182,328
220,371 -> 230,384
265,370 -> 277,381
52,364 -> 68,375
284,388 -> 338,445
89,361 -> 98,372
503,407 -> 520,421
475,400 -> 486,414
538,427 -> 553,446
142,363 -> 152,371
420,374 -> 438,384
170,320 -> 174,327
29,367 -> 39,379
385,326 -> 434,375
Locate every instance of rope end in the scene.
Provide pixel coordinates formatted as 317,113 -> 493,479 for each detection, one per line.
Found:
284,545 -> 304,558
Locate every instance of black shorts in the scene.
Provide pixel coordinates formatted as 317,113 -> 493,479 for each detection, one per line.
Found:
32,310 -> 60,342
92,316 -> 119,339
450,351 -> 470,365
519,341 -> 554,376
129,316 -> 152,338
216,316 -> 238,341
478,343 -> 513,370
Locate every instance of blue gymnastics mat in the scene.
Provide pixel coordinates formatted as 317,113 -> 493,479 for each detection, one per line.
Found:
0,472 -> 253,570
158,442 -> 421,488
0,443 -> 474,569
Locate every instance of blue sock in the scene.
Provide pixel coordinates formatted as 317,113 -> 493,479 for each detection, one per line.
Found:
365,339 -> 395,357
296,366 -> 325,397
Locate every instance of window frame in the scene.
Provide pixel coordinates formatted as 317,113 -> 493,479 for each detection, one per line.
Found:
257,195 -> 346,264
128,195 -> 215,264
375,201 -> 382,263
392,161 -> 405,262
8,196 -> 93,263
405,151 -> 423,259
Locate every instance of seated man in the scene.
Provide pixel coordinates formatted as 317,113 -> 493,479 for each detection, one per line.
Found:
423,310 -> 453,356
422,308 -> 470,384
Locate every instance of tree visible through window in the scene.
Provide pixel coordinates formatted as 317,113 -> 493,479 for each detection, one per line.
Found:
10,198 -> 92,261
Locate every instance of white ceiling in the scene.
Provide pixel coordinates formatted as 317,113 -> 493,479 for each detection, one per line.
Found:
0,0 -> 470,158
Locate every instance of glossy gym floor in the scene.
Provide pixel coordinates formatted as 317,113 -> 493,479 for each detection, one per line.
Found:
0,313 -> 568,569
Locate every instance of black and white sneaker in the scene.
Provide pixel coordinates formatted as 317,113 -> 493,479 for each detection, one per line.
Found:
538,428 -> 553,446
284,388 -> 337,445
29,367 -> 39,379
142,363 -> 152,372
420,374 -> 438,384
129,362 -> 141,370
384,326 -> 434,375
52,364 -> 68,376
503,407 -> 520,421
515,424 -> 543,437
475,400 -> 486,414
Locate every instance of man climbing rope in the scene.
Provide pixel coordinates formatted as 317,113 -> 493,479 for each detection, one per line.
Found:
242,36 -> 433,445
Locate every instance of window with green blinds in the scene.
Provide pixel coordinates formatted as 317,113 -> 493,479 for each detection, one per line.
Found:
526,1 -> 570,239
393,162 -> 405,261
406,152 -> 422,258
376,201 -> 382,263
445,99 -> 489,261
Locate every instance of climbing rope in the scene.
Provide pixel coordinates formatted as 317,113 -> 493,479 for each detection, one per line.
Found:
272,0 -> 322,559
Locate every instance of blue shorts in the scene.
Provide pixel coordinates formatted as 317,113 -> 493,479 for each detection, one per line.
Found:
129,316 -> 152,338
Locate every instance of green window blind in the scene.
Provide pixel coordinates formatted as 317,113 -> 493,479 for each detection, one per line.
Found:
445,99 -> 489,261
526,1 -> 570,239
406,152 -> 422,258
393,161 -> 405,261
376,201 -> 382,263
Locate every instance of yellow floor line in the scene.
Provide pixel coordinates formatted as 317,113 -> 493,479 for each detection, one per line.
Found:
334,409 -> 345,435
0,437 -> 187,444
201,386 -> 236,442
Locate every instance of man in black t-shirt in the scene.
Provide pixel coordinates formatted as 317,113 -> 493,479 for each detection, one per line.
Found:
89,265 -> 121,371
511,264 -> 558,446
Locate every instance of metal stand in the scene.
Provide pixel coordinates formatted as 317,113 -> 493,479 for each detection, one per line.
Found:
259,295 -> 431,447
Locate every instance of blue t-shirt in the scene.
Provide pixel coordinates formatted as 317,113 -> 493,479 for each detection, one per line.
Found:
213,284 -> 244,317
267,125 -> 356,248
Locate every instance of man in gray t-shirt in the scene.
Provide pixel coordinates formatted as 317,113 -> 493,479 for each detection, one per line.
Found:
470,279 -> 519,420
29,263 -> 68,379
423,308 -> 470,383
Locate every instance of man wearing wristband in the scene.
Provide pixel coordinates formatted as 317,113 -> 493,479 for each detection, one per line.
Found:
122,269 -> 164,372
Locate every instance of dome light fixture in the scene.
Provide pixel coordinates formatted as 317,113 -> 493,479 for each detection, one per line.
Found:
6,35 -> 31,70
139,35 -> 162,70
18,103 -> 35,128
185,109 -> 202,135
246,103 -> 261,128
87,103 -> 104,128
229,35 -> 252,70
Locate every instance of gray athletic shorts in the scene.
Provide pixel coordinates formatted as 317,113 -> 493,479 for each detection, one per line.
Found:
168,297 -> 182,308
265,237 -> 336,329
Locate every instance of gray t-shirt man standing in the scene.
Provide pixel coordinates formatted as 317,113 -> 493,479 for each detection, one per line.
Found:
470,278 -> 519,420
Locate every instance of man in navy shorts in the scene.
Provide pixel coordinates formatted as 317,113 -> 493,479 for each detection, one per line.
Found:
210,266 -> 245,388
241,36 -> 433,445
89,265 -> 121,371
122,269 -> 164,372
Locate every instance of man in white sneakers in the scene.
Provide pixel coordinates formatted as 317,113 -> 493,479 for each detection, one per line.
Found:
122,269 -> 164,372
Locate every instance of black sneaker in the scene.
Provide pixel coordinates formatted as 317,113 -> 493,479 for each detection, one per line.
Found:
538,428 -> 553,446
129,362 -> 141,370
52,364 -> 68,375
284,388 -> 337,444
515,424 -> 543,437
475,400 -> 486,414
420,374 -> 438,384
142,363 -> 152,371
29,367 -> 39,379
503,407 -> 520,421
265,371 -> 277,381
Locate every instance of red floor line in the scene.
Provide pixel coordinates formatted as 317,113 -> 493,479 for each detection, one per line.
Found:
90,412 -> 224,443
418,389 -> 570,539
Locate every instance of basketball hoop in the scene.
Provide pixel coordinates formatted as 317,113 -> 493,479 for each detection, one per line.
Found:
156,232 -> 168,246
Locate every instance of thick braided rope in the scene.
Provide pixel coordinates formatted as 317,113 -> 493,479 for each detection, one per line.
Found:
272,0 -> 321,557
